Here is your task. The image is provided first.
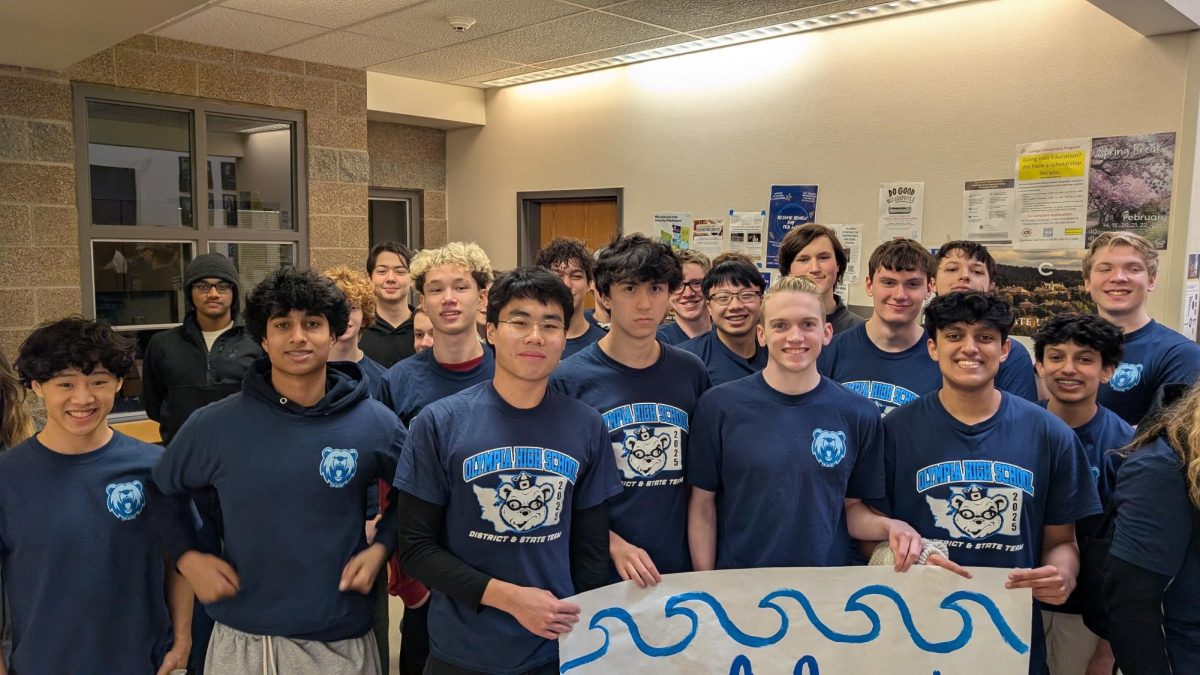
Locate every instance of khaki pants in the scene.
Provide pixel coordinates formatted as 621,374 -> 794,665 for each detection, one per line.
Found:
1042,610 -> 1100,674
206,622 -> 381,675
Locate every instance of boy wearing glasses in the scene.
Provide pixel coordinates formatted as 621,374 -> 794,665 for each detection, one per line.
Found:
535,238 -> 607,359
553,234 -> 710,588
679,254 -> 768,386
658,249 -> 712,346
395,267 -> 621,674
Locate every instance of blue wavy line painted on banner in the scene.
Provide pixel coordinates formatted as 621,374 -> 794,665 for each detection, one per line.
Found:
558,584 -> 1028,674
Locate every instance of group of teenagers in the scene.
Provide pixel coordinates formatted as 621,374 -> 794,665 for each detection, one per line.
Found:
0,222 -> 1198,675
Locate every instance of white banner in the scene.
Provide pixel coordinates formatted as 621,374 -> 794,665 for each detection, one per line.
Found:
560,566 -> 1031,674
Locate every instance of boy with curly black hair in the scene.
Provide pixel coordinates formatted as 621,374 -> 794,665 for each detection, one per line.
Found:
154,268 -> 407,673
534,237 -> 606,359
0,317 -> 193,674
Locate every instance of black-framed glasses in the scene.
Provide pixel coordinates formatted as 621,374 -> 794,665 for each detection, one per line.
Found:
192,281 -> 233,293
707,290 -> 762,306
674,280 -> 704,295
497,317 -> 566,338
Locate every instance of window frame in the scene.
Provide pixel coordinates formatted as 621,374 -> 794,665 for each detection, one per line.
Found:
73,83 -> 309,324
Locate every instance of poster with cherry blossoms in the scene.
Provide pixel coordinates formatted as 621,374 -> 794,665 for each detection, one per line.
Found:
1087,132 -> 1175,249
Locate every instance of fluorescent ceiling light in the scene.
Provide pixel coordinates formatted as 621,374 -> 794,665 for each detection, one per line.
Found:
484,0 -> 973,88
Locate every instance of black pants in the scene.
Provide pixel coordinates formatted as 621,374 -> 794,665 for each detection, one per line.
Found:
400,601 -> 430,675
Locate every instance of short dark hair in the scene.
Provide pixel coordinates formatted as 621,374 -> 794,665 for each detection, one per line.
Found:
593,233 -> 682,296
702,254 -> 766,296
867,238 -> 936,280
923,291 -> 1014,342
245,268 -> 351,343
1033,313 -> 1125,368
486,266 -> 574,328
936,240 -> 996,279
366,241 -> 412,275
15,316 -> 135,386
778,224 -> 849,283
533,237 -> 594,282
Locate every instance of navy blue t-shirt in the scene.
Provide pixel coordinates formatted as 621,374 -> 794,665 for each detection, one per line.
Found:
1098,319 -> 1200,425
154,361 -> 407,641
0,432 -> 189,673
656,322 -> 689,346
380,347 -> 495,425
884,391 -> 1100,673
563,322 -> 607,360
583,309 -> 608,333
1111,437 -> 1200,673
551,341 -> 710,577
997,339 -> 1038,402
1062,404 -> 1132,506
818,323 -> 941,415
357,353 -> 387,399
394,383 -> 622,674
678,330 -> 767,386
688,374 -> 884,569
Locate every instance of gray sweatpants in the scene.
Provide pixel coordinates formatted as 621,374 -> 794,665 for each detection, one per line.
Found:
206,622 -> 381,675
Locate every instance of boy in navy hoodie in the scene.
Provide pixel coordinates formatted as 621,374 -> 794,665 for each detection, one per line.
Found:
154,268 -> 407,673
0,317 -> 193,674
395,266 -> 621,675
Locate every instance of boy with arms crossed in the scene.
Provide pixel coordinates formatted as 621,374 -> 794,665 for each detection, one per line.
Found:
535,238 -> 607,359
884,292 -> 1100,674
553,234 -> 710,587
679,253 -> 768,386
0,318 -> 192,674
1084,232 -> 1200,425
657,248 -> 712,346
395,267 -> 621,674
1033,313 -> 1131,675
155,268 -> 407,673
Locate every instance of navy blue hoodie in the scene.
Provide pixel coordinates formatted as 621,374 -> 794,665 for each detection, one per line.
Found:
154,357 -> 407,641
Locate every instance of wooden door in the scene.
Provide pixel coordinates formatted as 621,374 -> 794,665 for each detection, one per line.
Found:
539,200 -> 618,310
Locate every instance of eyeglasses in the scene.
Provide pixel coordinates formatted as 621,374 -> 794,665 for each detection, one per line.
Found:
497,317 -> 566,338
673,280 -> 704,296
192,282 -> 233,293
707,290 -> 763,306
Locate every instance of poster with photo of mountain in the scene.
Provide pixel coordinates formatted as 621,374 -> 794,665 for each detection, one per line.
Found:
991,249 -> 1095,337
1087,132 -> 1174,249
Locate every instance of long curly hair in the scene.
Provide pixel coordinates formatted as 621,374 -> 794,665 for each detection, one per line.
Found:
1130,380 -> 1200,509
0,351 -> 33,449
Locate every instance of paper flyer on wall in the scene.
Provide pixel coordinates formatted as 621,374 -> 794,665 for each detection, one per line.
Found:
962,179 -> 1015,246
766,185 -> 818,268
691,217 -> 725,258
1014,138 -> 1090,250
1087,132 -> 1175,249
1184,281 -> 1199,341
655,212 -> 691,251
729,210 -> 765,264
828,224 -> 862,283
878,182 -> 924,241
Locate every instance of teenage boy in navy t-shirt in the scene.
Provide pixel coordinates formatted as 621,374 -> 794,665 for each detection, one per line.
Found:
395,267 -> 622,675
553,234 -> 710,587
155,268 -> 407,673
0,318 -> 193,674
679,253 -> 768,386
934,240 -> 1038,402
657,249 -> 712,346
884,292 -> 1100,674
536,238 -> 607,360
818,238 -> 941,415
689,275 -> 967,574
1083,232 -> 1200,425
1032,313 -> 1132,675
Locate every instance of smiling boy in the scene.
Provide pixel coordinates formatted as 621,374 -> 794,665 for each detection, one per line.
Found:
778,224 -> 865,335
679,254 -> 768,386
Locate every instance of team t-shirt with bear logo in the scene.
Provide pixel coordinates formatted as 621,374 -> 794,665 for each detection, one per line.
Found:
394,382 -> 622,674
687,374 -> 885,569
551,341 -> 710,578
817,323 -> 943,416
1097,319 -> 1200,425
0,432 -> 191,674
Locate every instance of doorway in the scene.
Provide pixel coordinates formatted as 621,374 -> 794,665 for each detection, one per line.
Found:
517,188 -> 622,266
369,188 -> 422,250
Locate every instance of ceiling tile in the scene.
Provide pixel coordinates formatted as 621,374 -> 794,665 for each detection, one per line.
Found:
690,0 -> 870,37
350,0 -> 583,50
449,65 -> 544,88
556,0 -> 628,7
269,31 -> 424,68
221,0 -> 425,30
603,0 -> 829,33
462,10 -> 674,64
156,6 -> 326,52
372,48 -> 524,82
529,35 -> 691,68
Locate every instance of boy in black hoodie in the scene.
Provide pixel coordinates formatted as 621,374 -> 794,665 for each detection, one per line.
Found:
154,268 -> 407,673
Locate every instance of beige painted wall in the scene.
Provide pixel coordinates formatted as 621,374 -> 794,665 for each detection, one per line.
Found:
446,0 -> 1195,328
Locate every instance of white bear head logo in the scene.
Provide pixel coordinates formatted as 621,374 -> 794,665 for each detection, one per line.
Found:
496,471 -> 554,532
622,425 -> 671,477
949,485 -> 1008,539
811,429 -> 847,468
106,480 -> 146,521
1110,363 -> 1142,392
320,447 -> 358,488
